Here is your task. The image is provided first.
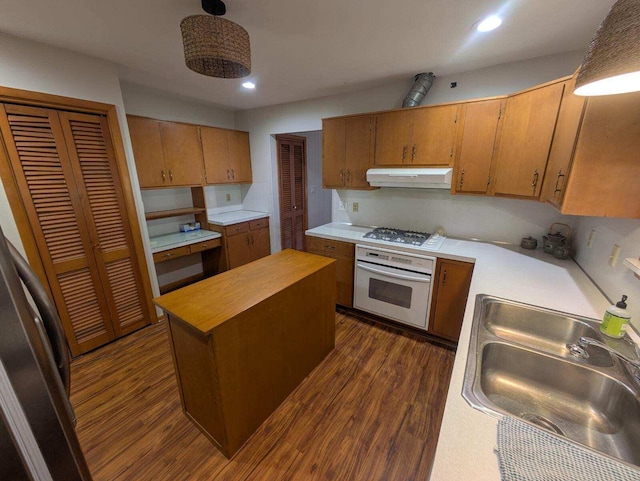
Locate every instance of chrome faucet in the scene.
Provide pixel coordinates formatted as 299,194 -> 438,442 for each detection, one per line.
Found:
578,336 -> 640,381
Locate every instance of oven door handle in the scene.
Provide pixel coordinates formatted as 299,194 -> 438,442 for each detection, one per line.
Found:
357,262 -> 431,283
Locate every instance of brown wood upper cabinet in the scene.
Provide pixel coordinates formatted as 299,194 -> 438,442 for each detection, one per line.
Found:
491,81 -> 565,198
322,115 -> 375,189
374,104 -> 460,166
200,126 -> 252,185
127,115 -> 204,188
540,86 -> 640,218
429,258 -> 474,342
452,98 -> 505,195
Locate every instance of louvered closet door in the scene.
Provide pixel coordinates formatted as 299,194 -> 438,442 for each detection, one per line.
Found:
0,104 -> 115,354
58,112 -> 149,337
277,137 -> 307,251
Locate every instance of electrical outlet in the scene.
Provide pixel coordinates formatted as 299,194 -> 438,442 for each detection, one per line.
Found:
226,193 -> 231,202
353,202 -> 359,213
587,229 -> 596,248
338,201 -> 346,212
609,244 -> 621,268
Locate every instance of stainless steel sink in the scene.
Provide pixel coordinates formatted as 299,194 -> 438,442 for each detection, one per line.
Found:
463,295 -> 640,468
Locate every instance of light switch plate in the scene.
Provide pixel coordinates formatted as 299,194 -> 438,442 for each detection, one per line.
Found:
609,244 -> 621,268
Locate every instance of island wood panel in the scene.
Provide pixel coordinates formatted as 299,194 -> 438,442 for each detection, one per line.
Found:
154,250 -> 336,457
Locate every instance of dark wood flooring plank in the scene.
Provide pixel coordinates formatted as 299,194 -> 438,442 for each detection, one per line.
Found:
71,312 -> 455,481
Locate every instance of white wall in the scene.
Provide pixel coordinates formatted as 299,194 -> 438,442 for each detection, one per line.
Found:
297,131 -> 332,229
120,81 -> 235,128
332,189 -> 573,245
235,50 -> 585,251
572,217 -> 640,329
0,33 -> 160,295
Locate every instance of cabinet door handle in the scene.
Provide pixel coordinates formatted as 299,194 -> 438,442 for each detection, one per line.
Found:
227,169 -> 231,180
231,169 -> 235,180
246,235 -> 250,246
442,270 -> 447,286
169,170 -> 173,182
325,245 -> 335,250
553,170 -> 565,196
164,253 -> 172,258
411,144 -> 417,161
339,169 -> 344,184
346,169 -> 351,183
202,244 -> 207,249
161,170 -> 166,183
402,145 -> 408,162
459,169 -> 465,189
531,169 -> 539,193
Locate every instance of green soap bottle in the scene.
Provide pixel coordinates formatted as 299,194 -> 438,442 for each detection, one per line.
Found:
600,295 -> 631,338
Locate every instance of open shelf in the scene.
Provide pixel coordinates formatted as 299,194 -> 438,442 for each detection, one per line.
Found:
145,207 -> 207,220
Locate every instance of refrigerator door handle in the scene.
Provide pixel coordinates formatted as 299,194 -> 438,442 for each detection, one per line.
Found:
5,240 -> 71,397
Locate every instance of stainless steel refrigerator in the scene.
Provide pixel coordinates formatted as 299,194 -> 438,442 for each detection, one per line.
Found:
0,227 -> 92,481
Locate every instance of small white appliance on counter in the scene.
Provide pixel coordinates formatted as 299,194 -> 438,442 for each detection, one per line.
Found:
354,245 -> 435,329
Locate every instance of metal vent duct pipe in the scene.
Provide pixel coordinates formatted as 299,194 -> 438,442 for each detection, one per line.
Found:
402,72 -> 435,108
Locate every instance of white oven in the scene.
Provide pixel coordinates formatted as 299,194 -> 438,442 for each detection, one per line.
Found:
354,245 -> 435,329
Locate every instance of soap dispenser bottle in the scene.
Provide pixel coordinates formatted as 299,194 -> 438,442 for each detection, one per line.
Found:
600,295 -> 631,338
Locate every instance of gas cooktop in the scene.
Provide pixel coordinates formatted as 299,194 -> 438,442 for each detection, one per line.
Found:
363,227 -> 433,246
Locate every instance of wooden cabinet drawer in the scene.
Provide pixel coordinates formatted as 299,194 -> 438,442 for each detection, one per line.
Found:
306,236 -> 354,258
189,238 -> 221,254
153,246 -> 190,263
249,218 -> 269,230
225,222 -> 250,236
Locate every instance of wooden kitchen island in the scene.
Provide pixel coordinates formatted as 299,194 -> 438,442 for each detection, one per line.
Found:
153,249 -> 336,457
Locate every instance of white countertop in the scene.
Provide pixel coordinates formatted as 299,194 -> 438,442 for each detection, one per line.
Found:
149,230 -> 221,254
306,223 -> 625,480
207,210 -> 269,226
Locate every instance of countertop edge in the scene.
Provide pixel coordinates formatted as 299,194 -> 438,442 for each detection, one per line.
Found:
207,210 -> 269,226
150,230 -> 222,254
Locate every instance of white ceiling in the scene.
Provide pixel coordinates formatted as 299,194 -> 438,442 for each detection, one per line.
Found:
0,0 -> 615,111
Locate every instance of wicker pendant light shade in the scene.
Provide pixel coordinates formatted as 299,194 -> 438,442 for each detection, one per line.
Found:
180,10 -> 251,79
575,0 -> 640,96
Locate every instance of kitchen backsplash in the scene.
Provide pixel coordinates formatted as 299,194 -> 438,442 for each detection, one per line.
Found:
573,216 -> 640,327
332,188 -> 575,245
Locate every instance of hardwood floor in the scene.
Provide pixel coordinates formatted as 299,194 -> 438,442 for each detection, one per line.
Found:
71,312 -> 455,480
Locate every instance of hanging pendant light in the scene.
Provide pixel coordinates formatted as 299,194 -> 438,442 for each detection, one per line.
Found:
574,0 -> 640,96
180,0 -> 251,79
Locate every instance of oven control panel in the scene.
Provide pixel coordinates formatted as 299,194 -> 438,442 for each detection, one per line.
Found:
356,245 -> 434,274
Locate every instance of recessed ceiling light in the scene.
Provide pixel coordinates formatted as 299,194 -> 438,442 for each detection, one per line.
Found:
477,15 -> 502,32
242,81 -> 256,89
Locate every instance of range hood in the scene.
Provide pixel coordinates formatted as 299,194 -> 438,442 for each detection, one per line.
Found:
366,168 -> 453,189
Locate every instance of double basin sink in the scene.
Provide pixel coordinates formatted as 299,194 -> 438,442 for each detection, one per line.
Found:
463,295 -> 640,468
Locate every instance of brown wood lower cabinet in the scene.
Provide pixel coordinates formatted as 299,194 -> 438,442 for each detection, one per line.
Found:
306,236 -> 354,307
209,218 -> 271,271
429,258 -> 474,342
